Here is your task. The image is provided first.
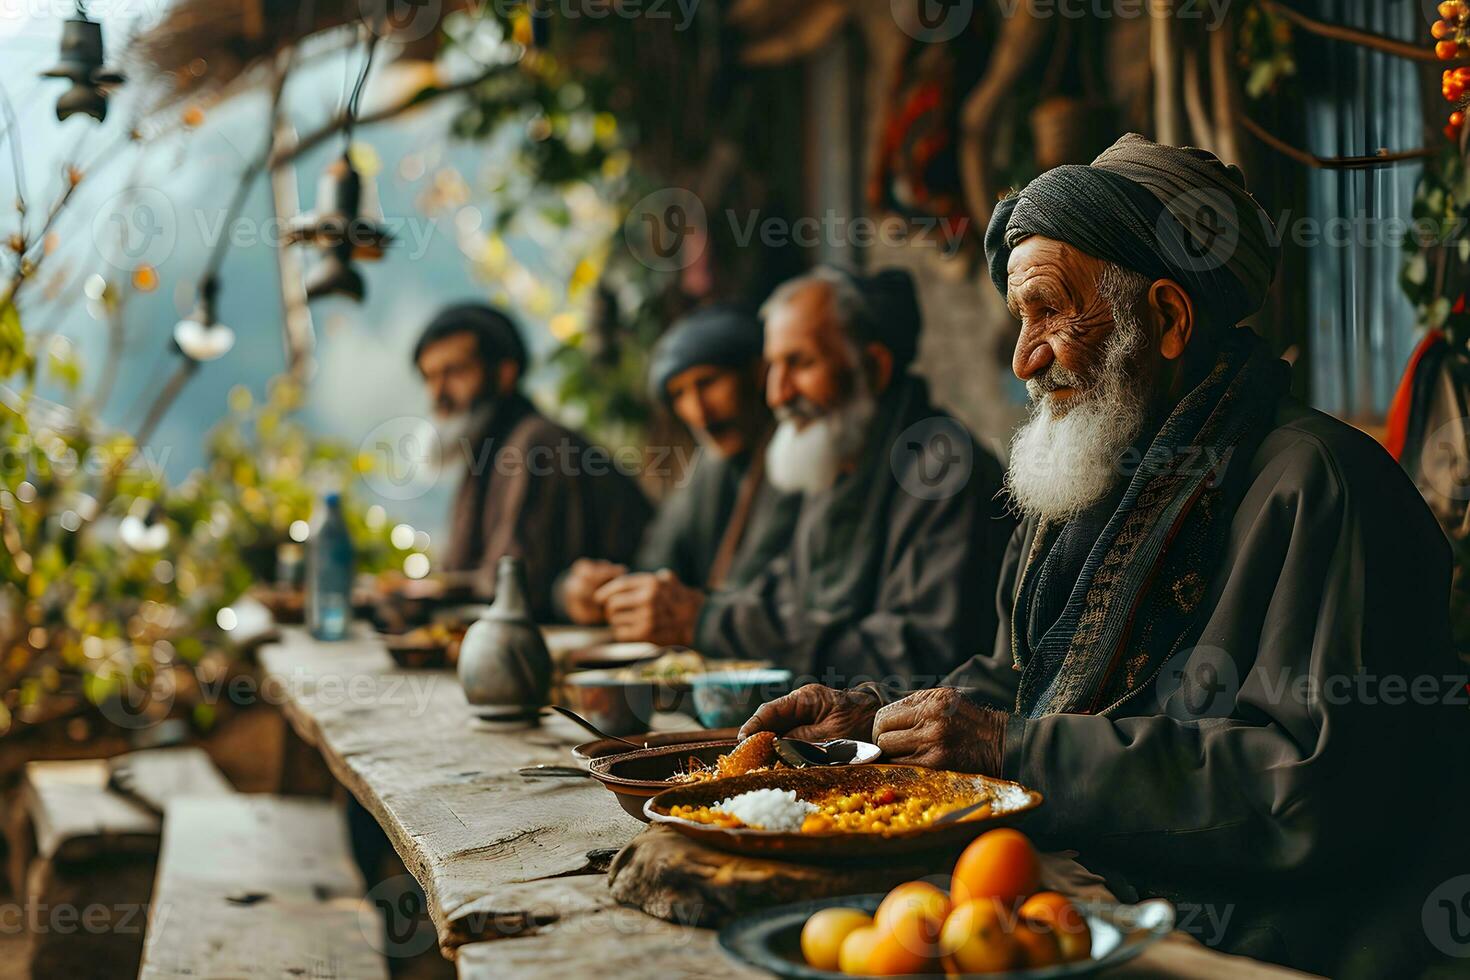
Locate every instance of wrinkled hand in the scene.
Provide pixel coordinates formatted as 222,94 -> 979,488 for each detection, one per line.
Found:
738,683 -> 883,742
562,559 -> 626,625
594,569 -> 704,646
872,688 -> 1006,774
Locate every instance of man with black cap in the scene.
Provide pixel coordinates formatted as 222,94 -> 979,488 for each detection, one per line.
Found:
559,305 -> 801,627
413,302 -> 651,619
599,266 -> 1014,689
738,136 -> 1467,977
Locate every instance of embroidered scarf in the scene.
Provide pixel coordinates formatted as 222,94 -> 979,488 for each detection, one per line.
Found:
1011,328 -> 1290,718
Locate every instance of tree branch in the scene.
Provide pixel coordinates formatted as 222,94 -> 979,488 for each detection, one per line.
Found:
1259,0 -> 1466,64
1239,112 -> 1433,168
268,63 -> 508,169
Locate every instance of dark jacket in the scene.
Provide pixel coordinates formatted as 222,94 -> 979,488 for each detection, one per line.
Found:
443,394 -> 652,620
695,376 -> 1015,688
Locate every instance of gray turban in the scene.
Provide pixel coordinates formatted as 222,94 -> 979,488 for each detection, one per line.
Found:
647,305 -> 763,402
985,134 -> 1279,327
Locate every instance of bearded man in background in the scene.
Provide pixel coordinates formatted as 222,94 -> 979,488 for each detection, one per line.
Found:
414,303 -> 651,619
603,267 -> 1014,687
740,135 -> 1468,977
561,306 -> 801,627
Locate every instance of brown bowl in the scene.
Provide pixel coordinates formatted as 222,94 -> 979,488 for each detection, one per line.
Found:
644,764 -> 1043,860
585,739 -> 739,821
571,727 -> 739,767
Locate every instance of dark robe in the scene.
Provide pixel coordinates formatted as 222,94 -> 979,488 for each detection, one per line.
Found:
696,376 -> 1016,688
945,394 -> 1469,978
442,393 -> 652,620
632,446 -> 802,592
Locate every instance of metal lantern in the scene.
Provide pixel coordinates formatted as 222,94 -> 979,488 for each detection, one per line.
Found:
285,152 -> 392,303
304,242 -> 366,303
40,14 -> 125,122
173,277 -> 236,362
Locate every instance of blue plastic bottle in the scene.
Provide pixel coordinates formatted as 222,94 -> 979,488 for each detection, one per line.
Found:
307,492 -> 354,641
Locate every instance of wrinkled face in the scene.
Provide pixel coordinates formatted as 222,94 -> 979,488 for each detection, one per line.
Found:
1007,237 -> 1143,414
763,282 -> 861,427
417,332 -> 487,418
665,363 -> 762,458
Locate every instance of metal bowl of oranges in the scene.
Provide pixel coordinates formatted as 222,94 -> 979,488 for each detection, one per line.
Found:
718,829 -> 1174,977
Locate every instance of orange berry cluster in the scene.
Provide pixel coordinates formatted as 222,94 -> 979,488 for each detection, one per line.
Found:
1436,2 -> 1469,140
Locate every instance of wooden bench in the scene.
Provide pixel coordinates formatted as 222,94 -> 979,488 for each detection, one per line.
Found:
4,748 -> 232,979
138,795 -> 388,979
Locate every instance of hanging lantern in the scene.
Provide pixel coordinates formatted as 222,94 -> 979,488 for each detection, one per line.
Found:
173,277 -> 236,362
40,10 -> 125,123
285,152 -> 393,303
304,242 -> 366,303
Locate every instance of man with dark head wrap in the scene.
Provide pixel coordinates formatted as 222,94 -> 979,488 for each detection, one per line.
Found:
740,136 -> 1466,977
413,302 -> 651,619
605,265 -> 1016,689
559,306 -> 801,630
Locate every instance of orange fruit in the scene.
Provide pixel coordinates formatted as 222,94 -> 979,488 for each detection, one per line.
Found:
874,881 -> 952,933
951,828 -> 1041,907
839,925 -> 883,975
802,908 -> 873,971
1012,921 -> 1063,969
864,922 -> 936,975
1019,892 -> 1092,962
938,899 -> 1018,974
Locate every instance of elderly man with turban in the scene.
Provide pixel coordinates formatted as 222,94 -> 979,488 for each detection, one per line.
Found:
559,306 -> 801,629
741,136 -> 1467,976
604,266 -> 1015,687
413,303 -> 651,619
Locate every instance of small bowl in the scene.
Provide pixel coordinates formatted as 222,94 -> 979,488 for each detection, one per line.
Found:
563,670 -> 656,737
690,668 -> 793,729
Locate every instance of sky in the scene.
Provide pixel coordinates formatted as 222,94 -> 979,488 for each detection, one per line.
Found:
0,3 -> 557,542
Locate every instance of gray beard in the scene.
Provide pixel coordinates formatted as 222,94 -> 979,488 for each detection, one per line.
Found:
765,389 -> 877,495
1004,316 -> 1152,522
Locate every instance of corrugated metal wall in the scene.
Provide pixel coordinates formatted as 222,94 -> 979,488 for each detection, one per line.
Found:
1301,0 -> 1425,419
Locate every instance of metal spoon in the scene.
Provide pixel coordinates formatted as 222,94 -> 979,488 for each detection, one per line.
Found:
933,798 -> 993,826
774,737 -> 869,768
548,705 -> 646,750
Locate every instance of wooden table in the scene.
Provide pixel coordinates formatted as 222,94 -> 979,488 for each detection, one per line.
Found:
259,628 -> 1316,980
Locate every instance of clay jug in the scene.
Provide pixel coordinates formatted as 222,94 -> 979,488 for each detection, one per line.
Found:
457,555 -> 552,717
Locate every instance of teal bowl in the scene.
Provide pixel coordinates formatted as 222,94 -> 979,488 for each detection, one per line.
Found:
690,669 -> 793,729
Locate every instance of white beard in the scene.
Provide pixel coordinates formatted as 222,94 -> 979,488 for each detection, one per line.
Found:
1004,318 -> 1151,522
765,389 -> 877,495
430,401 -> 495,470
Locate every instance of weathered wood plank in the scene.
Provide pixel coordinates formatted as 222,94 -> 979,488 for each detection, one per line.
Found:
139,795 -> 387,980
106,747 -> 233,816
259,630 -> 651,952
453,876 -> 763,980
21,760 -> 159,862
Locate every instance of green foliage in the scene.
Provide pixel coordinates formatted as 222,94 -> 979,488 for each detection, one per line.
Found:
1238,2 -> 1297,100
1402,146 -> 1470,341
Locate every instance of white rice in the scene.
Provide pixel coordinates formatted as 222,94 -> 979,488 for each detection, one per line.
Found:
713,788 -> 817,831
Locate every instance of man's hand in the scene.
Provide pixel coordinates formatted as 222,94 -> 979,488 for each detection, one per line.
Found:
594,569 -> 704,646
872,688 -> 1006,774
561,559 -> 626,625
738,683 -> 883,742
